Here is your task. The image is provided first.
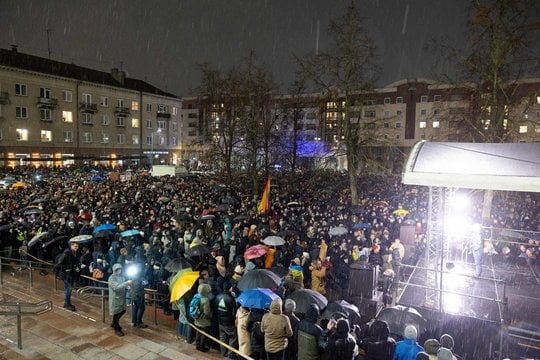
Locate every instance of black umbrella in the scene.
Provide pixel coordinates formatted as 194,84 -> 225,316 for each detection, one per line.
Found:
164,257 -> 193,272
233,215 -> 247,222
59,204 -> 79,213
24,208 -> 43,216
323,300 -> 362,325
237,269 -> 282,291
376,305 -> 426,338
186,244 -> 211,258
216,204 -> 231,213
42,235 -> 69,248
268,266 -> 288,278
110,202 -> 127,210
286,288 -> 328,314
222,197 -> 237,205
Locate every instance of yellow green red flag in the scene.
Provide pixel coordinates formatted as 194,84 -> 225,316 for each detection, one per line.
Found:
257,177 -> 271,215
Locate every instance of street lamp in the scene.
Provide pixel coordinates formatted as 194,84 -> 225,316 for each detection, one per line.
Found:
151,129 -> 162,165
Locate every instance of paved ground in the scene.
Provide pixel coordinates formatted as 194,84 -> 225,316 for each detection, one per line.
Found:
0,264 -> 223,360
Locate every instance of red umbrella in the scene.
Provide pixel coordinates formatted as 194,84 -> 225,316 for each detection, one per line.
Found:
244,245 -> 267,260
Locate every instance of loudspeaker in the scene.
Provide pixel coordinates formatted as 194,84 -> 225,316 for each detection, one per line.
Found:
348,264 -> 379,299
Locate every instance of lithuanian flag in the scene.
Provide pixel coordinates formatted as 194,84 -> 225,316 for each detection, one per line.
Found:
257,177 -> 271,215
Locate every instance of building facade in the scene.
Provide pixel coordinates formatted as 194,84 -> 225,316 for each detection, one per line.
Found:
0,46 -> 182,168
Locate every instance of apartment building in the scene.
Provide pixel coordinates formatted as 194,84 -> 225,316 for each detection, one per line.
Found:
0,46 -> 182,168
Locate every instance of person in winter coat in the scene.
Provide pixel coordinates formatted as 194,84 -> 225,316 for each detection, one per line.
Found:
321,318 -> 357,360
215,282 -> 238,359
236,306 -> 252,357
296,304 -> 324,360
358,319 -> 396,360
246,307 -> 267,360
261,297 -> 293,360
194,283 -> 212,352
283,299 -> 300,360
108,263 -> 132,336
56,241 -> 82,311
393,325 -> 424,360
310,259 -> 326,295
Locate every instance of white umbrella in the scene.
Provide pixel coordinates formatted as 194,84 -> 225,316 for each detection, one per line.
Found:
329,226 -> 348,237
28,231 -> 48,247
262,235 -> 285,246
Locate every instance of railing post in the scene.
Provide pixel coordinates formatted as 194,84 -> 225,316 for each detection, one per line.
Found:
101,287 -> 106,323
153,293 -> 158,325
0,256 -> 3,285
29,261 -> 33,288
16,303 -> 22,350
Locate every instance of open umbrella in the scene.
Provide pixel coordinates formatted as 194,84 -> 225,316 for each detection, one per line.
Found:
352,223 -> 371,231
376,305 -> 426,338
268,266 -> 289,278
237,269 -> 281,291
216,204 -> 231,213
120,229 -> 141,238
164,257 -> 193,272
287,201 -> 301,207
59,204 -> 78,213
158,196 -> 170,203
323,300 -> 362,325
68,234 -> 93,244
110,202 -> 127,210
233,215 -> 247,222
287,288 -> 328,314
186,244 -> 211,258
91,176 -> 104,182
393,209 -> 410,216
28,231 -> 48,247
170,271 -> 200,302
200,214 -> 215,221
24,208 -> 43,216
11,181 -> 27,189
93,223 -> 117,235
222,197 -> 237,205
42,235 -> 68,248
262,236 -> 285,246
31,198 -> 47,204
244,245 -> 267,260
329,226 -> 348,237
237,288 -> 279,309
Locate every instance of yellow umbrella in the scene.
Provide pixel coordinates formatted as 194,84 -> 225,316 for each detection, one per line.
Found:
393,209 -> 409,216
169,271 -> 199,302
11,181 -> 27,189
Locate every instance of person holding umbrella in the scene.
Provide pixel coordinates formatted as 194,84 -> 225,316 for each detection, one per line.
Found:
108,263 -> 132,336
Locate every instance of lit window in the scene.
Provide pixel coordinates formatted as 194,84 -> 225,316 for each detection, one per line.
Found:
40,130 -> 52,142
131,118 -> 140,128
101,133 -> 109,143
537,96 -> 540,104
64,131 -> 73,142
16,128 -> 29,141
384,97 -> 391,104
519,126 -> 527,133
131,101 -> 139,111
62,90 -> 73,102
434,95 -> 441,102
63,111 -> 73,123
100,96 -> 108,107
16,106 -> 28,118
326,101 -> 337,109
396,97 -> 403,104
433,121 -> 440,128
101,115 -> 109,126
117,134 -> 125,144
132,135 -> 139,145
15,84 -> 27,96
419,121 -> 427,129
535,125 -> 540,133
420,96 -> 428,103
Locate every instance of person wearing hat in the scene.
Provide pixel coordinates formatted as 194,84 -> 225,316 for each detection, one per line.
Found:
423,338 -> 440,359
108,263 -> 132,336
393,325 -> 424,360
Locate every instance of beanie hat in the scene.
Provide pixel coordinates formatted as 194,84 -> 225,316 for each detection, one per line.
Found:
437,347 -> 453,360
440,334 -> 454,349
415,352 -> 430,360
424,338 -> 441,355
404,325 -> 418,340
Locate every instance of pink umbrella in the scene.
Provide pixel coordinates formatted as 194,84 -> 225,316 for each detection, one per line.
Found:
244,245 -> 267,260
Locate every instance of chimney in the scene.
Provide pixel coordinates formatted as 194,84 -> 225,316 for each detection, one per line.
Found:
111,67 -> 125,86
11,44 -> 18,53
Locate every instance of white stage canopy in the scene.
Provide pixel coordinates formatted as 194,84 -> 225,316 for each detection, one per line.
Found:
402,141 -> 540,192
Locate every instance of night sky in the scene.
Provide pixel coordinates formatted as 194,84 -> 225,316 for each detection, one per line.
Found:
1,0 -> 471,96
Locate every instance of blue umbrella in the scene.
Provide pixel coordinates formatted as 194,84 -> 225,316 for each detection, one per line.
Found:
121,229 -> 141,237
93,223 -> 117,234
352,223 -> 371,231
237,288 -> 279,310
91,176 -> 104,182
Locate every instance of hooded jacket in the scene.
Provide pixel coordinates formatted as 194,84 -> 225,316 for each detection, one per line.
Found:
261,297 -> 293,353
322,319 -> 357,360
236,307 -> 252,356
297,304 -> 324,360
194,283 -> 212,327
359,320 -> 396,360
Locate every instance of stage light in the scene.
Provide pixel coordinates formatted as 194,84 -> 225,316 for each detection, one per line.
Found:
450,193 -> 470,210
443,293 -> 463,314
125,264 -> 139,279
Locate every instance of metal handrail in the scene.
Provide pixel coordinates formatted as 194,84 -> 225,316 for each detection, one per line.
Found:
0,299 -> 53,349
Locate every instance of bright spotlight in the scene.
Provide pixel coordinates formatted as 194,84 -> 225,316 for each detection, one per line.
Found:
125,264 -> 139,279
450,193 -> 470,210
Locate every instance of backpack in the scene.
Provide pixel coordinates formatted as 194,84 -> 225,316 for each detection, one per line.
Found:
53,253 -> 66,280
189,294 -> 203,319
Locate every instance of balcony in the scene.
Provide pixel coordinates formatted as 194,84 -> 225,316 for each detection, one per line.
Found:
156,110 -> 171,119
0,91 -> 9,105
80,102 -> 98,113
36,97 -> 58,109
115,106 -> 131,116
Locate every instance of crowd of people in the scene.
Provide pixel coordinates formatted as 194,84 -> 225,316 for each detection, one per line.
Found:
0,165 -> 538,359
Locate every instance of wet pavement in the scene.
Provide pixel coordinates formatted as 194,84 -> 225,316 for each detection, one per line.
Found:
0,264 -> 223,360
